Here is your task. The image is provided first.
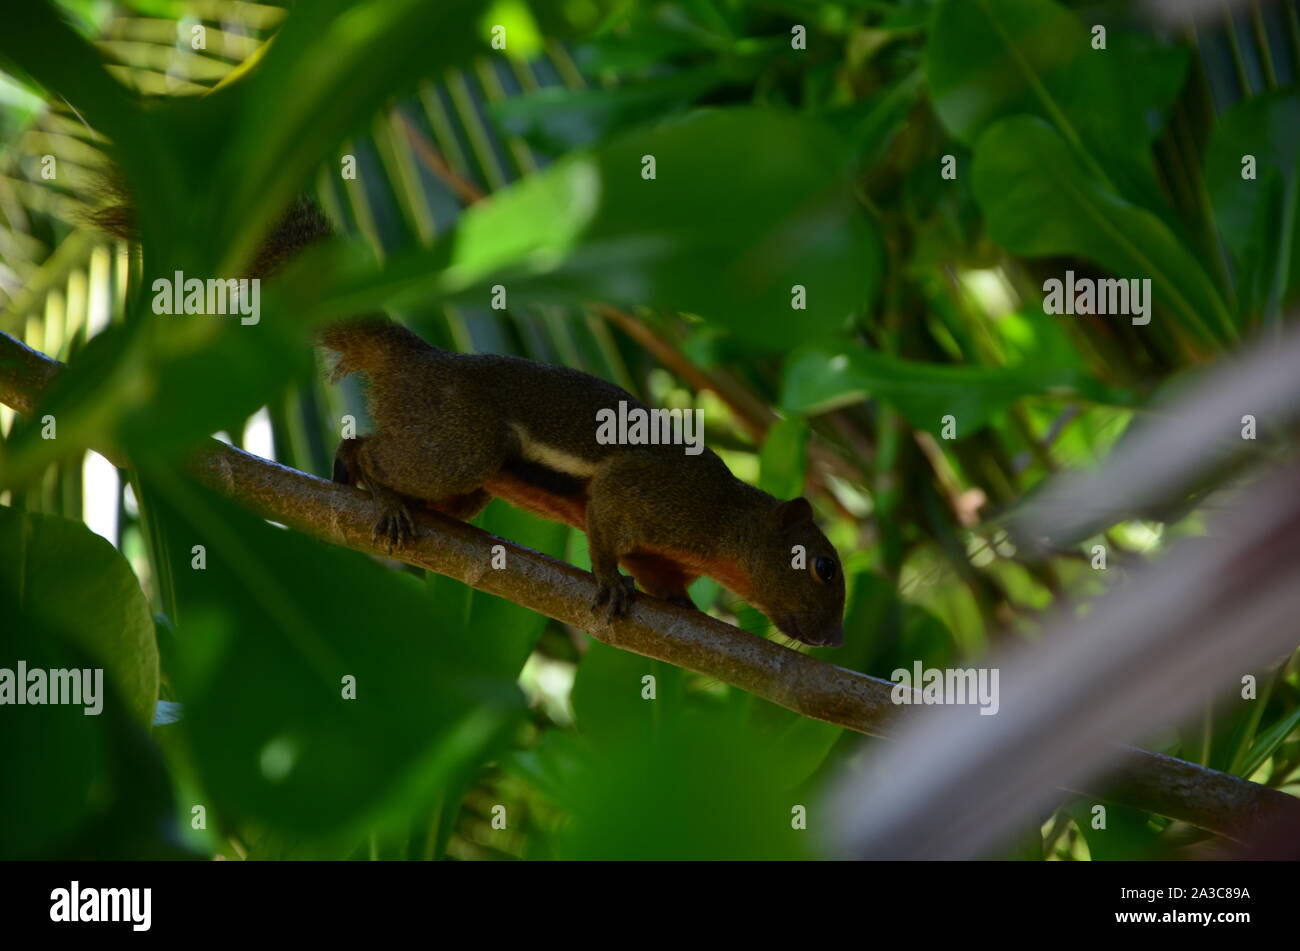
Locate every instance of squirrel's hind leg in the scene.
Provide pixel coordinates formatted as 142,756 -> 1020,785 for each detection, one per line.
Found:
333,428 -> 504,552
333,436 -> 416,551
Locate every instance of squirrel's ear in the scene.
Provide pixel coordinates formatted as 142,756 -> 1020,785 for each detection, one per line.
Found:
774,497 -> 814,528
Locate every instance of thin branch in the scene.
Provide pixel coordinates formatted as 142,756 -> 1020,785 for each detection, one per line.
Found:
394,111 -> 486,206
591,302 -> 775,442
2,327 -> 1298,844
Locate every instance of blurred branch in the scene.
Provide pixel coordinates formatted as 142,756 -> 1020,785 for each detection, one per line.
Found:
3,327 -> 1298,844
827,328 -> 1300,858
0,331 -> 68,420
395,111 -> 486,205
592,302 -> 775,441
1012,327 -> 1300,549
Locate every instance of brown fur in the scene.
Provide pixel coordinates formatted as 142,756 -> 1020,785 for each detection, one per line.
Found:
324,325 -> 846,646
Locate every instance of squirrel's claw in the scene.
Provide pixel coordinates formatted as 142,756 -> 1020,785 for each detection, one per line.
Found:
371,503 -> 414,553
593,574 -> 636,619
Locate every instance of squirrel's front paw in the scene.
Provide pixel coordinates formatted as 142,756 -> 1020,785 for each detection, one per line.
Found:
371,502 -> 414,552
592,574 -> 636,619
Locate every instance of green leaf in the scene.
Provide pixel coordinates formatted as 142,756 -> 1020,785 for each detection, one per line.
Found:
146,473 -> 522,849
0,71 -> 47,143
491,66 -> 734,153
570,639 -> 686,749
972,116 -> 1235,346
926,0 -> 1186,212
0,506 -> 158,725
1203,90 -> 1300,323
0,306 -> 314,490
422,500 -> 569,678
1238,706 -> 1300,780
758,416 -> 809,499
0,606 -> 181,859
1065,801 -> 1160,861
205,0 -> 495,276
0,3 -> 152,161
317,107 -> 882,350
1103,30 -> 1192,132
928,0 -> 1086,144
526,703 -> 810,859
1,2 -> 505,485
781,341 -> 1128,433
743,693 -> 842,789
0,509 -> 179,859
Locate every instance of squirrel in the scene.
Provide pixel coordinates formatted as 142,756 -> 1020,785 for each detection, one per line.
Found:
94,196 -> 846,647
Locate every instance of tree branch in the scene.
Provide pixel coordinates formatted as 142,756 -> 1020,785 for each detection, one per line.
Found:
2,327 -> 1297,844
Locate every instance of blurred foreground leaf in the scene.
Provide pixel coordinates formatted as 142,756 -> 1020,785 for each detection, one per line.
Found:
145,472 -> 523,851
319,108 -> 882,350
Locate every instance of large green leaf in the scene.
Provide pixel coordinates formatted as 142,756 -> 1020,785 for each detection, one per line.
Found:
1203,90 -> 1300,324
926,0 -> 1186,213
972,116 -> 1235,346
314,107 -> 881,350
0,505 -> 158,724
421,500 -> 569,679
0,506 -> 178,859
0,599 -> 180,859
204,0 -> 493,277
542,643 -> 813,858
570,638 -> 687,749
144,473 -> 523,850
491,65 -> 735,154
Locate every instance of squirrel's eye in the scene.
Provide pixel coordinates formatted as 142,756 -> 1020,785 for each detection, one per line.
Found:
814,557 -> 837,583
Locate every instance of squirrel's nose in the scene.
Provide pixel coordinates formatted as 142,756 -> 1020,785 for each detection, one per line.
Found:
817,623 -> 844,648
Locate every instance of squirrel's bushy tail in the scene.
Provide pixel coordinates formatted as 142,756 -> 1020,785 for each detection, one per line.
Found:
90,183 -> 400,377
90,183 -> 332,280
247,197 -> 333,280
236,198 -> 408,377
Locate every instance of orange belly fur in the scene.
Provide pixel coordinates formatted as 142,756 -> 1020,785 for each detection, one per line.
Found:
484,470 -> 588,530
481,471 -> 754,602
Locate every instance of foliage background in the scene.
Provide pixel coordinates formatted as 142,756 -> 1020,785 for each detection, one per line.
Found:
1,0 -> 1299,860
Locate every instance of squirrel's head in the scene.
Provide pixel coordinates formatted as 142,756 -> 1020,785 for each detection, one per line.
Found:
753,497 -> 845,648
